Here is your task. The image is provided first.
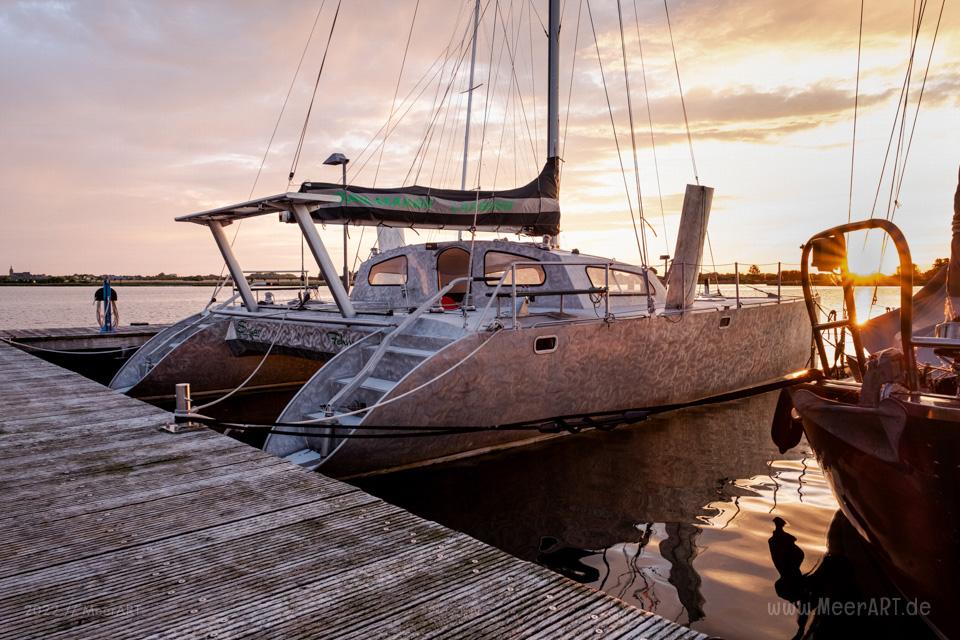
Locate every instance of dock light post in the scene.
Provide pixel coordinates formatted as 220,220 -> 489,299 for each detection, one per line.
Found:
324,152 -> 351,293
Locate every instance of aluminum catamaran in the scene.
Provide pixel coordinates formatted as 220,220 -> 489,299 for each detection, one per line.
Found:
111,0 -> 810,476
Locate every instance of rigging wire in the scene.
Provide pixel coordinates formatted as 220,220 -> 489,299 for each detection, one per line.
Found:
466,0 -> 504,302
632,0 -> 669,255
884,0 -> 926,221
491,0 -> 524,189
848,0 -> 864,223
288,0 -> 343,186
528,0 -> 540,158
867,0 -> 928,221
493,0 -> 542,176
662,0 -> 716,276
560,0 -> 584,177
372,0 -> 422,188
616,0 -> 649,265
352,1 -> 483,269
254,0 -> 327,197
892,0 -> 946,205
207,0 -> 328,305
528,0 -> 547,34
867,0 -> 943,312
405,1 -> 475,184
586,0 -> 646,265
352,48 -> 461,180
663,0 -> 698,185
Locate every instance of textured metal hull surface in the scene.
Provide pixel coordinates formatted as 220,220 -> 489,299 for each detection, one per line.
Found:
122,318 -> 327,405
319,299 -> 810,475
790,385 -> 960,639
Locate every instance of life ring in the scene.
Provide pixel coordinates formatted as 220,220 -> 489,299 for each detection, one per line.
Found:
94,282 -> 119,331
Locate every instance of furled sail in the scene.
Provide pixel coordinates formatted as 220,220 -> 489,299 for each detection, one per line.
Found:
298,158 -> 560,236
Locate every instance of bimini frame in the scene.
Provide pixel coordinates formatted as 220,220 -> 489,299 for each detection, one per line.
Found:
800,218 -> 918,390
177,192 -> 355,318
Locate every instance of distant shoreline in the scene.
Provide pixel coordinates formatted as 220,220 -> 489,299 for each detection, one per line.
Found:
0,281 -> 222,287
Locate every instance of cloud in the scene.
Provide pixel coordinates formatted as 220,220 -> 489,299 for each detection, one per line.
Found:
0,0 -> 957,274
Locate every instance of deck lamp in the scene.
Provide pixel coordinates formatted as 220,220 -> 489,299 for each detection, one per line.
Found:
323,153 -> 351,291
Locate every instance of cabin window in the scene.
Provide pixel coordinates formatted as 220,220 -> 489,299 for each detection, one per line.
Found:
437,247 -> 470,299
484,251 -> 545,286
368,256 -> 408,286
586,266 -> 649,294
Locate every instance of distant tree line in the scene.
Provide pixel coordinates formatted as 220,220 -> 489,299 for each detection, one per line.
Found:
698,258 -> 948,286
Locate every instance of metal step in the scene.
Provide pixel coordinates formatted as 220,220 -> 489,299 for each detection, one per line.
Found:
363,344 -> 436,359
336,376 -> 396,394
283,448 -> 325,469
303,412 -> 365,426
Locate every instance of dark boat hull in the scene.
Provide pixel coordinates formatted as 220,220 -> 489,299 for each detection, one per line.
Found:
789,383 -> 960,638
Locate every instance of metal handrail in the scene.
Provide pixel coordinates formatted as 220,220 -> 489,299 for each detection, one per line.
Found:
325,276 -> 475,408
491,259 -> 661,326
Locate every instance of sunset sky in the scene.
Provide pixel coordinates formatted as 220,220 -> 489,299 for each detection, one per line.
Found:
1,0 -> 957,276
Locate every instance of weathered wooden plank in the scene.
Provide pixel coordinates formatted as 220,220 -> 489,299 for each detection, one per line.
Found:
0,414 -> 176,454
0,430 -> 235,487
0,404 -> 167,433
0,341 -> 703,640
0,451 -> 284,520
0,498 -> 402,638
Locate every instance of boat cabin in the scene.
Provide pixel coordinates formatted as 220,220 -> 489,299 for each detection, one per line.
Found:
352,239 -> 665,313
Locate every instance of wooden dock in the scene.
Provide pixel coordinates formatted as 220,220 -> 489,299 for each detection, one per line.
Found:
0,325 -> 167,351
0,341 -> 704,639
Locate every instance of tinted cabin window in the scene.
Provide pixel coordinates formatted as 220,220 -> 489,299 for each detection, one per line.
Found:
437,247 -> 470,298
368,256 -> 407,285
586,267 -> 649,294
484,251 -> 545,286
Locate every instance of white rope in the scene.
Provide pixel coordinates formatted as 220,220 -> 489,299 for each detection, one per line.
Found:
193,309 -> 290,412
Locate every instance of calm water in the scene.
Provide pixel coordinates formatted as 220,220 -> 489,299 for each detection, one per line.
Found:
2,285 -> 933,638
0,284 -> 915,330
0,285 -> 214,329
356,393 -> 932,639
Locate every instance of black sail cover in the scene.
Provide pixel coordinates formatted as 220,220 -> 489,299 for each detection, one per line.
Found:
298,157 -> 560,236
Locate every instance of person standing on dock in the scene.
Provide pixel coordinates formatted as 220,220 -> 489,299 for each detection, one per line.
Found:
95,277 -> 119,332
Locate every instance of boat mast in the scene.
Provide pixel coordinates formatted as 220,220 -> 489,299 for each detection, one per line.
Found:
547,0 -> 559,160
460,0 -> 481,192
457,0 -> 480,242
545,0 -> 560,247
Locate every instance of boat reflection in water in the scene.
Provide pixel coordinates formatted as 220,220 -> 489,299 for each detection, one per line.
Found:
356,392 -> 935,639
769,510 -> 935,639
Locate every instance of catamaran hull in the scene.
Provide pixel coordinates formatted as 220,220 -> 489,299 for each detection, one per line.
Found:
278,299 -> 810,476
789,384 -> 959,639
110,316 -> 331,417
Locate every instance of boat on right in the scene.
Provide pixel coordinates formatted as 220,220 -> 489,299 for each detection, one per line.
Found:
786,169 -> 960,639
